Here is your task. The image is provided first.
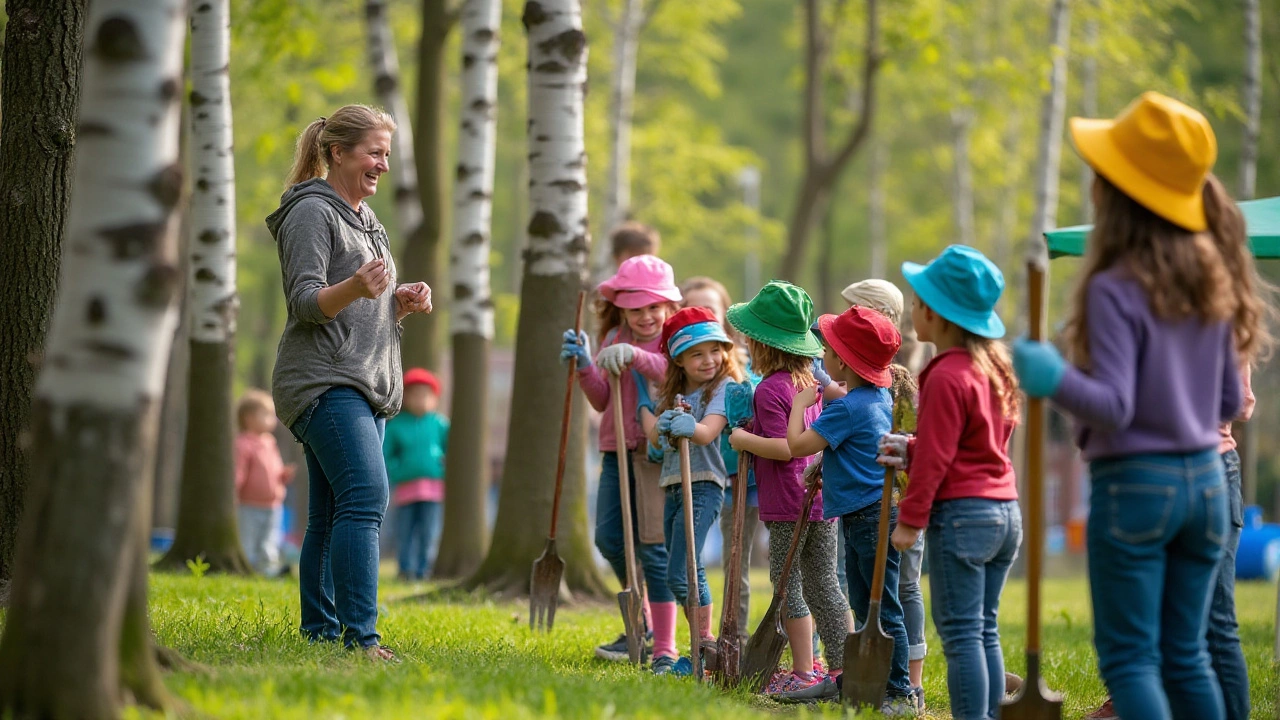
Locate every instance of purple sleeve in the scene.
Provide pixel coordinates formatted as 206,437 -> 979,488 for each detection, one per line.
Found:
754,378 -> 792,439
1051,278 -> 1139,432
1220,331 -> 1243,424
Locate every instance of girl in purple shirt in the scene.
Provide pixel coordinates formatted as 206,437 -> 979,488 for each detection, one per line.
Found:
1014,93 -> 1270,720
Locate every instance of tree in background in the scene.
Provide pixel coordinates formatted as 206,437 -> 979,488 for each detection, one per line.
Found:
158,0 -> 252,575
0,0 -> 186,714
434,0 -> 502,579
0,0 -> 86,591
469,0 -> 608,598
1027,0 -> 1071,253
778,0 -> 881,281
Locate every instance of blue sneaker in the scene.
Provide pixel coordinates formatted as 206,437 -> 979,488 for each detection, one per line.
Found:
650,655 -> 678,675
672,657 -> 693,676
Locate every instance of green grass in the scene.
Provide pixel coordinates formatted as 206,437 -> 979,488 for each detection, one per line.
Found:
115,566 -> 1280,719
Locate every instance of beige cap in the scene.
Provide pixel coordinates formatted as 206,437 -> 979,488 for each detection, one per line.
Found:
840,279 -> 904,325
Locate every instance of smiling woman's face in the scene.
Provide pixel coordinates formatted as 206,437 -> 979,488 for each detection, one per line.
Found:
331,129 -> 391,203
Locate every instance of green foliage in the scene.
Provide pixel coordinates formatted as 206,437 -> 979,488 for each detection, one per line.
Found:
185,554 -> 211,579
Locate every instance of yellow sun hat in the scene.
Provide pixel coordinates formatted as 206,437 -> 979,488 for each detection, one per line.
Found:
1069,91 -> 1217,232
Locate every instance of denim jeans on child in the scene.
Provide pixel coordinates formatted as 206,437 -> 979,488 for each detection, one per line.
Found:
290,386 -> 389,648
663,481 -> 723,607
595,451 -> 675,603
1209,449 -> 1249,720
238,505 -> 283,575
843,501 -> 911,698
927,498 -> 1021,720
899,531 -> 927,663
395,500 -> 440,579
1088,449 -> 1228,720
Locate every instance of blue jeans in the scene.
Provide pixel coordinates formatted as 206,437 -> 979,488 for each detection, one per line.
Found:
1209,450 -> 1249,720
842,501 -> 911,697
290,387 -> 389,648
663,481 -> 723,607
927,499 -> 1021,720
238,505 -> 283,575
899,531 -> 927,662
395,500 -> 440,579
595,451 -> 675,603
1088,449 -> 1227,720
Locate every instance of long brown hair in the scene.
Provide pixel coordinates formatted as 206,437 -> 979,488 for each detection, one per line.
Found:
747,339 -> 815,390
1066,174 -> 1272,366
962,333 -> 1021,420
657,341 -> 746,412
285,105 -> 397,188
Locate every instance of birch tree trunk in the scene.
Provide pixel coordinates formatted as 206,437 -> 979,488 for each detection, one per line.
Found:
0,0 -> 186,715
158,0 -> 250,574
366,0 -> 425,254
0,0 -> 86,588
434,0 -> 501,579
468,0 -> 609,598
594,0 -> 644,280
867,140 -> 887,279
1080,12 -> 1097,221
951,107 -> 976,248
1028,0 -> 1071,254
403,0 -> 459,371
1240,0 -> 1261,508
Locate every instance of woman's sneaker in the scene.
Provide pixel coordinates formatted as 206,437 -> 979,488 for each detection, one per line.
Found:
594,632 -> 653,662
650,655 -> 678,675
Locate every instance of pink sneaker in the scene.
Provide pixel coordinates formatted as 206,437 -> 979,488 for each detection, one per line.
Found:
766,671 -> 820,696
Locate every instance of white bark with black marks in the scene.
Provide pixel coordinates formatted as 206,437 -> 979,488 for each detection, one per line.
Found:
1241,0 -> 1260,200
523,0 -> 590,278
189,0 -> 236,343
1080,11 -> 1097,220
452,0 -> 501,339
595,0 -> 644,279
1026,0 -> 1070,271
366,0 -> 424,235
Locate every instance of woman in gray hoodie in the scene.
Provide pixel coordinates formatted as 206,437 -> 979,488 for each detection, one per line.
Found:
267,104 -> 431,660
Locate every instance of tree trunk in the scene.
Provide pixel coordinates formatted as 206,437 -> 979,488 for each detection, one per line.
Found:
994,114 -> 1020,312
403,0 -> 458,371
817,196 -> 835,311
434,0 -> 502,579
0,0 -> 86,587
153,223 -> 190,533
157,0 -> 250,575
1027,0 -> 1071,254
951,107 -> 976,248
594,0 -> 644,280
1080,11 -> 1097,222
867,140 -> 887,279
0,1 -> 185,715
467,0 -> 609,599
778,0 -> 880,281
1240,0 -> 1261,506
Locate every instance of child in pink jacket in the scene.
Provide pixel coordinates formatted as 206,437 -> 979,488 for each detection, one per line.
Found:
235,389 -> 296,575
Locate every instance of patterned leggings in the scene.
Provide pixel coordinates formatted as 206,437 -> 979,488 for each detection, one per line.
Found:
767,519 -> 850,670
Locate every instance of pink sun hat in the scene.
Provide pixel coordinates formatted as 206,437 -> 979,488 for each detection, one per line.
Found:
597,254 -> 682,309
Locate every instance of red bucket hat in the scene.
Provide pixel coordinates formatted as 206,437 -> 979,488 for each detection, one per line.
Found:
660,306 -> 723,357
816,306 -> 902,388
403,367 -> 441,394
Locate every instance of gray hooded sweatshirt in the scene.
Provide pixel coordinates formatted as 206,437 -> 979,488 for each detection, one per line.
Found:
266,178 -> 403,428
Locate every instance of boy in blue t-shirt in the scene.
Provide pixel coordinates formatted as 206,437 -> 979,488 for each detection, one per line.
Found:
785,306 -> 910,707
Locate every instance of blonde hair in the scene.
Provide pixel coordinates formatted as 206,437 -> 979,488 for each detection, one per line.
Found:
657,341 -> 746,412
747,338 -> 815,390
285,105 -> 397,188
237,389 -> 275,431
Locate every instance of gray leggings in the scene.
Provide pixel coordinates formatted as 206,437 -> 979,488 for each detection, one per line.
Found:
766,519 -> 849,670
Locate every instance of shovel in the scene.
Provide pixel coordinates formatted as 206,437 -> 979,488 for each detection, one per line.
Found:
611,373 -> 646,665
677,433 -> 704,683
740,473 -> 822,692
841,416 -> 902,709
529,290 -> 585,631
1001,262 -> 1063,718
712,445 -> 751,688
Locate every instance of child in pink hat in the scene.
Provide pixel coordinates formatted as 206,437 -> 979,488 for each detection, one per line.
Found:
560,254 -> 682,668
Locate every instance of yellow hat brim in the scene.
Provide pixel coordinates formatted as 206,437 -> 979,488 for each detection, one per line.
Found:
1069,117 -> 1207,232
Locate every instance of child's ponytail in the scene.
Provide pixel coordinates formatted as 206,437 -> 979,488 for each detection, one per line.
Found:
1203,174 -> 1275,364
962,334 -> 1021,420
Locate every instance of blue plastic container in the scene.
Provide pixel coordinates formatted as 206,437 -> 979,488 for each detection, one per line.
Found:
1237,528 -> 1280,581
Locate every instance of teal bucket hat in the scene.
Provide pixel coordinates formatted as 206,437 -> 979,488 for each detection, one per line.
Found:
901,245 -> 1006,339
726,280 -> 824,358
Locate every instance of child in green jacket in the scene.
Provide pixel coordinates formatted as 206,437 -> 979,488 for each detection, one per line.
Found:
383,368 -> 449,580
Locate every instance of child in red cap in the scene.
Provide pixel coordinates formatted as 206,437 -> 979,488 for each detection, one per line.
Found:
382,368 -> 448,580
782,307 -> 913,711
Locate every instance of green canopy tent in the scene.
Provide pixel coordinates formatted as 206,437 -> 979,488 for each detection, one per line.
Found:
1045,195 -> 1280,258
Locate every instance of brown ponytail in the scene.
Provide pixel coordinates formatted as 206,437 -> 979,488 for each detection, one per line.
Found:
285,104 -> 397,189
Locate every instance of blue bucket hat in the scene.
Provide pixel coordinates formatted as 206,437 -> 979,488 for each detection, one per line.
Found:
901,245 -> 1006,339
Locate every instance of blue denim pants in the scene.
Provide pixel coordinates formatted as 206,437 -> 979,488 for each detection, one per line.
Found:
842,501 -> 912,697
927,498 -> 1022,720
1209,449 -> 1249,720
663,481 -> 723,607
898,531 -> 927,662
395,500 -> 440,580
290,387 -> 389,648
1088,449 -> 1228,720
595,451 -> 675,603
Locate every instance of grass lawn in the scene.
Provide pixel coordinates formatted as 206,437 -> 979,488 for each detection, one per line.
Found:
115,566 -> 1278,719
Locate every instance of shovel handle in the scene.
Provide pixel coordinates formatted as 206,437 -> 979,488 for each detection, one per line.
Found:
1025,263 -> 1046,652
549,290 -> 586,540
679,438 -> 703,681
868,419 -> 900,611
611,375 -> 642,596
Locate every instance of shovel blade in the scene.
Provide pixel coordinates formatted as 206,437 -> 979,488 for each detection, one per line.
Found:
1001,654 -> 1063,720
617,588 -> 646,665
841,621 -> 895,709
740,599 -> 788,693
529,541 -> 565,631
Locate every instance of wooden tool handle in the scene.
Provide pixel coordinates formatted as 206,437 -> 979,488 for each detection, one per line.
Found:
867,420 -> 901,609
1025,263 -> 1046,652
549,290 -> 585,539
721,449 -> 750,636
611,375 -> 641,593
679,438 -> 702,681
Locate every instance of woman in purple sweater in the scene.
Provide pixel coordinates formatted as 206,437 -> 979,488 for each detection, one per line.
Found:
1013,92 -> 1270,720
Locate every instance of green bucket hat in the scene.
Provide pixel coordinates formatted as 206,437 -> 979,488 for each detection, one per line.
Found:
726,280 -> 824,357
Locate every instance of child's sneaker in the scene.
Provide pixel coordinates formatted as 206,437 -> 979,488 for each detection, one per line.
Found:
773,675 -> 838,703
650,655 -> 678,675
671,657 -> 693,676
881,693 -> 923,718
909,686 -> 927,713
766,671 -> 820,696
594,631 -> 653,662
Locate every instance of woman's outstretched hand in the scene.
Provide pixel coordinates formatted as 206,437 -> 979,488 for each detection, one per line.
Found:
351,258 -> 392,299
395,282 -> 432,320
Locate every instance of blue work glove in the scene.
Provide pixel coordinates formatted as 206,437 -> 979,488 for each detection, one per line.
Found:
812,359 -> 833,391
668,412 -> 697,439
657,408 -> 680,436
725,380 -> 755,429
633,370 -> 657,420
646,439 -> 665,464
560,329 -> 591,367
1013,337 -> 1067,398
